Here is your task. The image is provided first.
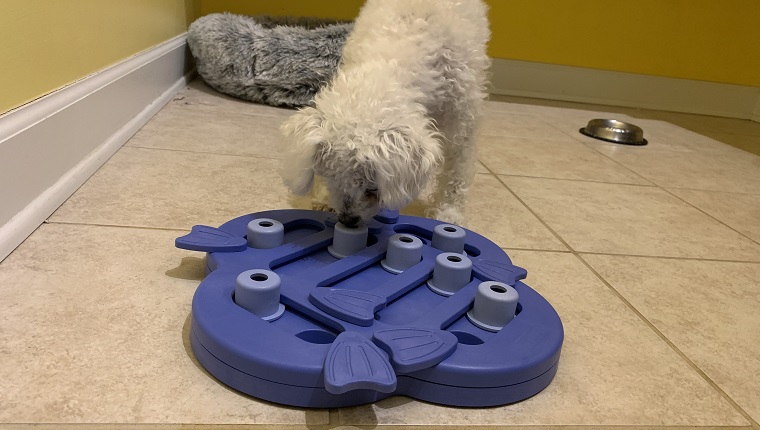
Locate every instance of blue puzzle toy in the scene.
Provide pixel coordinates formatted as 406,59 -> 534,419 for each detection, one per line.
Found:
176,209 -> 563,408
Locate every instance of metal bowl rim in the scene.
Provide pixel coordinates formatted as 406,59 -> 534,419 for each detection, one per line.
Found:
579,119 -> 648,146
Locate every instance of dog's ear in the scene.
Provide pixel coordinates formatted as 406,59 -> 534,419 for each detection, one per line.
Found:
373,123 -> 443,209
280,107 -> 325,195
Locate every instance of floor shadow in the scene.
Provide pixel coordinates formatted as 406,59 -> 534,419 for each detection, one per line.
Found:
181,313 -> 336,427
187,78 -> 300,113
165,256 -> 206,281
372,395 -> 414,409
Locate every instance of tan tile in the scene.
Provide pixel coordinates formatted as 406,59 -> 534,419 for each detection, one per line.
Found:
338,251 -> 747,427
538,105 -> 638,123
478,135 -> 651,185
507,101 -> 637,128
590,143 -> 760,194
622,113 -> 760,157
480,111 -> 572,141
658,112 -> 760,137
582,254 -> 760,423
502,177 -> 760,260
401,175 -> 567,251
171,79 -> 296,118
484,99 -> 547,115
490,97 -> 760,155
50,147 -> 292,230
703,132 -> 760,157
487,95 -> 649,120
126,103 -> 287,158
0,224 -> 328,425
627,108 -> 692,123
670,188 -> 760,243
533,106 -> 638,142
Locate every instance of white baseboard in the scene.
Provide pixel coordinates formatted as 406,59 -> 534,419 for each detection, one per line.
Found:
0,34 -> 193,262
489,58 -> 760,121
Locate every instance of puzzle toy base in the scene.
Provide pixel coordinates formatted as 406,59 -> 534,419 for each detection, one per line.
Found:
176,210 -> 564,408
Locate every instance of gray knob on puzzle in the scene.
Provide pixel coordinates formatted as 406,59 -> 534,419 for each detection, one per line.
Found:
328,222 -> 369,258
381,234 -> 423,274
467,281 -> 519,332
235,269 -> 285,321
427,252 -> 473,296
247,218 -> 284,249
431,224 -> 466,254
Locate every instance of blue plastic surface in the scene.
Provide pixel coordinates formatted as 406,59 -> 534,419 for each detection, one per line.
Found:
176,209 -> 564,407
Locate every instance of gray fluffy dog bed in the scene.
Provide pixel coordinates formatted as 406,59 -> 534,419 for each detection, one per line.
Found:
188,13 -> 352,108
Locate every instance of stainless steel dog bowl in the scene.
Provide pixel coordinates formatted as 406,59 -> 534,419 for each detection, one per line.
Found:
579,119 -> 647,145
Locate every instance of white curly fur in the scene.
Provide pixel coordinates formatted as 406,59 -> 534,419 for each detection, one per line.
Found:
281,0 -> 490,226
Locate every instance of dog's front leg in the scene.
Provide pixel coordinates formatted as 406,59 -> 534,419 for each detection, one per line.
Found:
310,176 -> 335,213
427,140 -> 477,226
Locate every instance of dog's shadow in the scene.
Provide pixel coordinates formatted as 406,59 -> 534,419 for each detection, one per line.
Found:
165,256 -> 206,281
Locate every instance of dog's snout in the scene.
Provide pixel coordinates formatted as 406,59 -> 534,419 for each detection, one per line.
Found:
338,213 -> 361,228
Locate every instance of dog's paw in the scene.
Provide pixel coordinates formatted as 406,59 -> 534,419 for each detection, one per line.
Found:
312,202 -> 336,213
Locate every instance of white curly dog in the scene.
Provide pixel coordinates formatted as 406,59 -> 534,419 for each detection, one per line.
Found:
281,0 -> 490,227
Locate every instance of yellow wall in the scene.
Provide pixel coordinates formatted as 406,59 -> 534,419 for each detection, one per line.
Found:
489,0 -> 760,87
3,0 -> 754,114
0,0 -> 198,114
198,0 -> 760,87
198,0 -> 363,21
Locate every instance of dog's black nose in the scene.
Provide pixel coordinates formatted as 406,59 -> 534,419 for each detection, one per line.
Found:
339,214 -> 361,228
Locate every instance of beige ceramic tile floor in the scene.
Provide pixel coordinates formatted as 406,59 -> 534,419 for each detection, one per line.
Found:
1,79 -> 759,430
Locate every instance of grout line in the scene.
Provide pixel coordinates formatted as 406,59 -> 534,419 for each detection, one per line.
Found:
45,220 -> 190,233
478,132 -> 570,142
666,186 -> 760,196
0,424 -> 341,430
328,408 -> 340,428
483,164 -> 575,252
577,251 -> 760,265
171,97 -> 296,119
505,247 -> 760,264
486,172 -> 657,187
661,188 -> 760,248
567,141 -> 657,185
482,163 -> 760,427
6,424 -> 760,430
575,252 -> 760,429
123,144 -> 282,161
502,247 -> 572,253
577,139 -> 760,248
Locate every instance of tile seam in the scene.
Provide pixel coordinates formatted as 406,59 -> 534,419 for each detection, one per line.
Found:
660,188 -> 760,248
575,253 -> 759,429
484,163 -> 758,428
45,220 -> 190,233
122,145 -> 282,161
